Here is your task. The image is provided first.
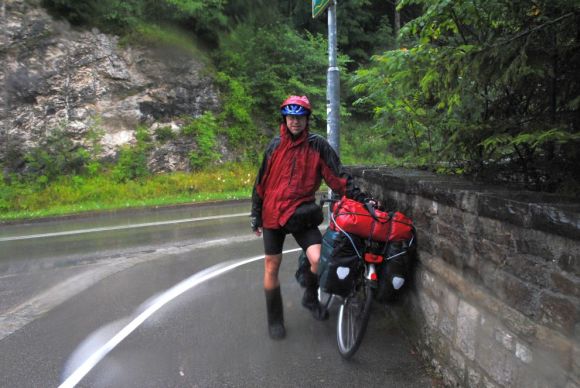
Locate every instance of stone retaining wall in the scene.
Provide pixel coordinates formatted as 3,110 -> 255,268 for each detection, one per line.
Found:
348,167 -> 580,388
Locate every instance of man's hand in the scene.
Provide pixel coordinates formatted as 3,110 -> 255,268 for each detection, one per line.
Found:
250,216 -> 262,236
365,198 -> 377,207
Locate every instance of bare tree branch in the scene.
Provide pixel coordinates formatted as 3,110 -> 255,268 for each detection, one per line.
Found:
495,12 -> 576,47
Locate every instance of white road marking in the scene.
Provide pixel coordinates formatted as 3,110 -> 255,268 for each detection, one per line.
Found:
59,247 -> 301,388
0,213 -> 250,242
0,235 -> 257,341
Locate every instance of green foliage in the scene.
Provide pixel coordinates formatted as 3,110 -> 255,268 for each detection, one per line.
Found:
0,178 -> 19,212
111,146 -> 149,182
42,0 -> 143,33
120,23 -> 210,64
335,0 -> 397,65
215,23 -> 338,131
0,164 -> 257,219
42,0 -> 228,43
182,113 -> 221,170
154,126 -> 176,143
111,126 -> 152,182
341,121 -> 407,166
353,0 -> 580,191
0,145 -> 23,176
213,72 -> 261,160
27,0 -> 580,196
482,129 -> 580,154
1,120 -> 105,188
23,125 -> 91,185
351,47 -> 442,167
159,0 -> 227,32
246,0 -> 400,68
85,119 -> 106,177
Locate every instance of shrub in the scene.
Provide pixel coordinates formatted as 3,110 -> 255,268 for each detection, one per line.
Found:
182,113 -> 221,170
23,126 -> 90,185
214,72 -> 261,155
154,126 -> 176,143
111,126 -> 152,182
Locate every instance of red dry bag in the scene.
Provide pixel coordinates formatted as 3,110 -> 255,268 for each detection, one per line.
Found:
330,197 -> 413,242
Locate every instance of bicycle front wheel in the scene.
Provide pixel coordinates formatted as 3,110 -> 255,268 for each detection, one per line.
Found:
336,282 -> 373,359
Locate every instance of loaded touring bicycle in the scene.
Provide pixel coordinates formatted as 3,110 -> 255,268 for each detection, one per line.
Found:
297,195 -> 416,359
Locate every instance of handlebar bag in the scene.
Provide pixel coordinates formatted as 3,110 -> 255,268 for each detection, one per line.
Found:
285,201 -> 324,234
331,197 -> 413,242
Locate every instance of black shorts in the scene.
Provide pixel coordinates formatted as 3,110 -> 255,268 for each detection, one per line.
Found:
263,227 -> 322,255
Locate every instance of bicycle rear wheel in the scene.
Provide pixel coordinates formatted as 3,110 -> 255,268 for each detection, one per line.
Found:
336,282 -> 373,359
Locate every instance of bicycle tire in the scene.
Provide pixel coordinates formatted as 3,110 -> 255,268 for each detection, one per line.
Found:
336,281 -> 373,359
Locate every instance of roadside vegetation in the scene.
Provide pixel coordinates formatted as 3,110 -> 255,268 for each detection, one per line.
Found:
0,117 -> 256,220
1,0 -> 578,220
0,164 -> 255,221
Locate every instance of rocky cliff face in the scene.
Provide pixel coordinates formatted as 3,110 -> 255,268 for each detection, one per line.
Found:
0,0 -> 220,173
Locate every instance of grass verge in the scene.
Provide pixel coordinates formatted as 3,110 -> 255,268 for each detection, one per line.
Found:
0,164 -> 256,222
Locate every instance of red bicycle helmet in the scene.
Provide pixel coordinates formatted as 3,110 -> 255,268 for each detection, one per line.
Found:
280,95 -> 312,116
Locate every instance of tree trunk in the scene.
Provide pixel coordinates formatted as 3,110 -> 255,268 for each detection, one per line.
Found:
394,1 -> 400,48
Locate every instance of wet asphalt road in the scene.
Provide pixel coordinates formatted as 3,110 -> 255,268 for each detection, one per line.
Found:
0,201 -> 433,387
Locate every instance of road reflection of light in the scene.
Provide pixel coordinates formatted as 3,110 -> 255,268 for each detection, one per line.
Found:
59,248 -> 301,388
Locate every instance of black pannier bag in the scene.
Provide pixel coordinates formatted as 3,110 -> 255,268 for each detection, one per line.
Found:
318,229 -> 364,297
316,228 -> 340,279
374,240 -> 413,303
295,226 -> 342,287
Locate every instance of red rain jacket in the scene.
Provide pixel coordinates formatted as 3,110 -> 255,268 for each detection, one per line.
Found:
251,123 -> 363,229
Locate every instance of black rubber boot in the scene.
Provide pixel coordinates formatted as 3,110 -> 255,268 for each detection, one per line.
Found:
265,287 -> 286,340
302,270 -> 329,321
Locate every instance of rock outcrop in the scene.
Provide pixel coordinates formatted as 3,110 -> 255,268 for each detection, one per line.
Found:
0,0 -> 220,172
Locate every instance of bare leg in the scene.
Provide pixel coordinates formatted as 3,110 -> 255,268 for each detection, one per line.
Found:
264,253 -> 282,290
305,243 -> 321,274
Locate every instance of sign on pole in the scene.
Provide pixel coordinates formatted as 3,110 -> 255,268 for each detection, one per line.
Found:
312,0 -> 331,18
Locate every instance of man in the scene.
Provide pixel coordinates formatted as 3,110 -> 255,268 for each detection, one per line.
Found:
251,95 -> 366,340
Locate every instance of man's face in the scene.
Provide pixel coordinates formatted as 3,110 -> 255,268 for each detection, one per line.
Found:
285,115 -> 308,136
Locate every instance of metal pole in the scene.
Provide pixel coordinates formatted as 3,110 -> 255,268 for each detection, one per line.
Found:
327,0 -> 339,205
327,0 -> 340,156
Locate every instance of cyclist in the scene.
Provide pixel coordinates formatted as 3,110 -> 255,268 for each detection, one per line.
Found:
251,95 -> 367,340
